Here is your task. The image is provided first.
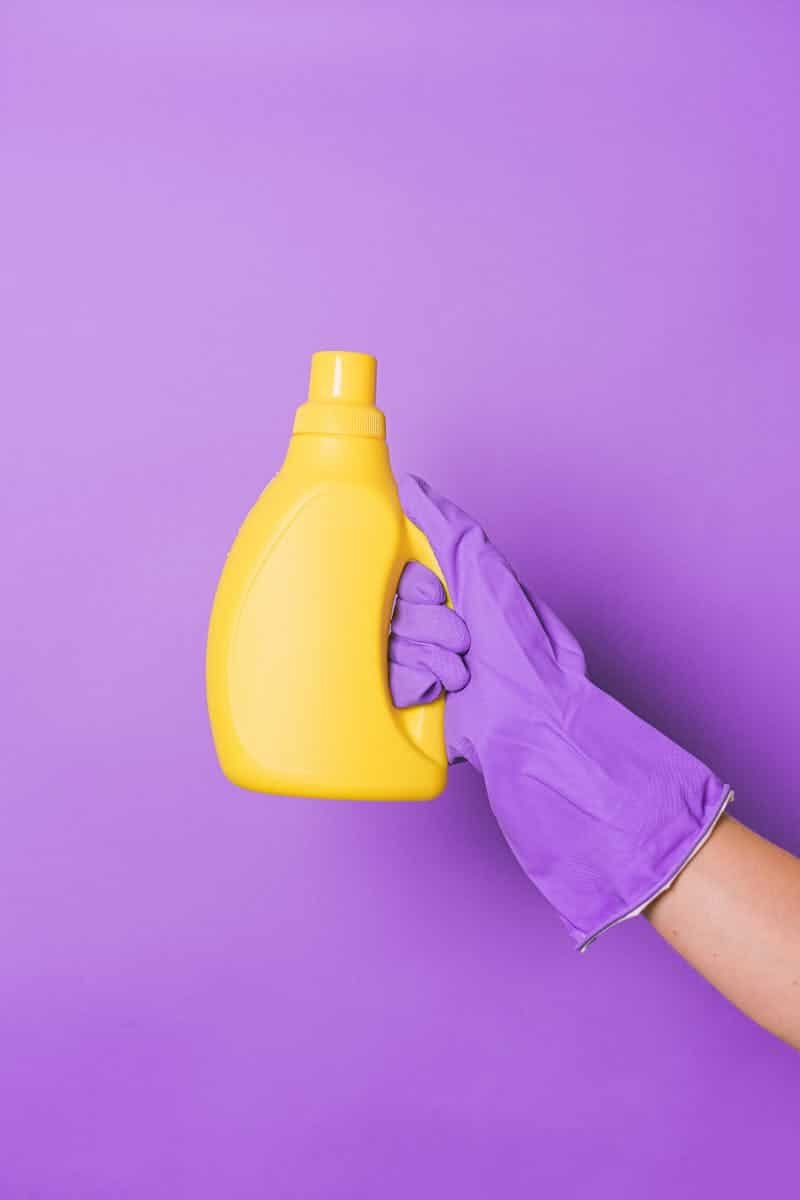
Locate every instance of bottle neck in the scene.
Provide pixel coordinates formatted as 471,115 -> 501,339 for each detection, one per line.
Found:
283,430 -> 393,483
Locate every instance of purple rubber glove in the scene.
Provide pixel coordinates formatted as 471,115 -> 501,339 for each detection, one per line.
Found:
390,475 -> 732,950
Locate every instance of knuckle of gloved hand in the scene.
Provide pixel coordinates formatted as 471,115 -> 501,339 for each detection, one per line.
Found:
399,561 -> 442,603
442,608 -> 471,654
445,652 -> 470,693
428,644 -> 469,692
421,605 -> 470,655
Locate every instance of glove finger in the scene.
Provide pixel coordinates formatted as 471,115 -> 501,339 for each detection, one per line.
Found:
396,561 -> 446,604
391,597 -> 470,654
389,661 -> 442,708
389,634 -> 470,694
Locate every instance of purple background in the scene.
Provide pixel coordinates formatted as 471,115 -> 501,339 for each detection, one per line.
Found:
3,2 -> 799,1196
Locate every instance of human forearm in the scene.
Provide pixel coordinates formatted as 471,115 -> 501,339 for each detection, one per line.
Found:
646,815 -> 800,1048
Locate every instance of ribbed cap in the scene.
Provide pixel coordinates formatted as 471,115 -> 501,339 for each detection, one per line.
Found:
293,351 -> 386,438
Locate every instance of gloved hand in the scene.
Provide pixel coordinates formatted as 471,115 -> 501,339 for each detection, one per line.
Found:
390,475 -> 732,949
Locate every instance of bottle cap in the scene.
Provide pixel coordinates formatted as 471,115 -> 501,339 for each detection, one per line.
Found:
294,351 -> 386,438
307,351 -> 376,406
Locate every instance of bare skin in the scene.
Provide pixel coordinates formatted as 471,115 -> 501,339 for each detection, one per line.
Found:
645,815 -> 800,1049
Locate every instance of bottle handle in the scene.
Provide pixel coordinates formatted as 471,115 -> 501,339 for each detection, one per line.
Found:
392,516 -> 449,769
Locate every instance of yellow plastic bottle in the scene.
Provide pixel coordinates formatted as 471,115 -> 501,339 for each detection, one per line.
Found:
206,351 -> 448,800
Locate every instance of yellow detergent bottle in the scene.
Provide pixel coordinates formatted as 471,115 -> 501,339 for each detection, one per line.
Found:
206,350 -> 448,800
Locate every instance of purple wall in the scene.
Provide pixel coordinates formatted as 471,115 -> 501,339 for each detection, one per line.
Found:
3,3 -> 798,1196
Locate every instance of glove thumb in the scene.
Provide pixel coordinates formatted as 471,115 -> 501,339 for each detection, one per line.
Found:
398,474 -> 488,595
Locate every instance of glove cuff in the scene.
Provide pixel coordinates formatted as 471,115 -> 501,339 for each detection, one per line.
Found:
575,784 -> 733,951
